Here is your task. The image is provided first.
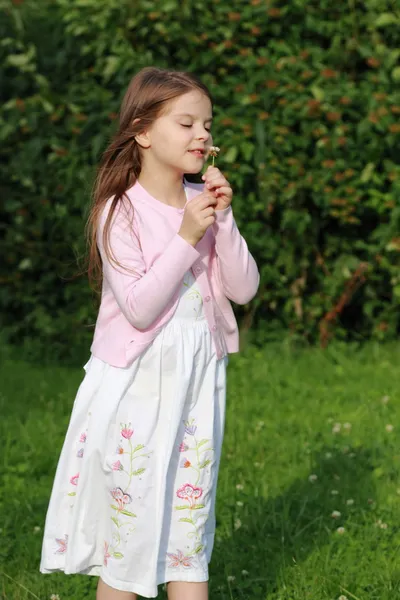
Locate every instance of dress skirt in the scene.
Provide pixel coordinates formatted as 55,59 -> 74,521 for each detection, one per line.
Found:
40,270 -> 228,598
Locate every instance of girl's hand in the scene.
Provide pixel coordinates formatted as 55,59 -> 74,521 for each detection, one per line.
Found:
201,166 -> 233,211
178,192 -> 217,247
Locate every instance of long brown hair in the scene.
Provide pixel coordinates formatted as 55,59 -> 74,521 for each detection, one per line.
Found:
85,66 -> 212,291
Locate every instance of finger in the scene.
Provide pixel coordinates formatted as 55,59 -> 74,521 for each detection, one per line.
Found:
214,186 -> 232,198
201,166 -> 219,180
198,194 -> 218,207
205,177 -> 228,191
202,207 -> 216,218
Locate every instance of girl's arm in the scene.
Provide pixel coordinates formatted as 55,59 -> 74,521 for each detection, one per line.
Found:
213,207 -> 260,305
97,203 -> 200,330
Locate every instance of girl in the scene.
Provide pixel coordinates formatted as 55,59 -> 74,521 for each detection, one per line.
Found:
40,67 -> 259,600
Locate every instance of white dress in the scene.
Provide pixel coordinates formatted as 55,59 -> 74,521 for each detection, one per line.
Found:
40,269 -> 228,598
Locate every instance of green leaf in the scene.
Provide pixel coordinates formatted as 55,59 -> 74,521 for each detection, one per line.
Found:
191,504 -> 205,510
7,53 -> 32,68
111,516 -> 120,527
133,444 -> 145,452
67,492 -> 76,496
175,505 -> 190,510
113,552 -> 124,559
392,67 -> 400,82
178,517 -> 193,524
196,439 -> 209,448
224,147 -> 238,163
199,459 -> 211,469
103,56 -> 120,81
360,163 -> 375,183
375,13 -> 398,27
120,509 -> 137,517
310,85 -> 324,101
194,544 -> 204,554
131,468 -> 146,476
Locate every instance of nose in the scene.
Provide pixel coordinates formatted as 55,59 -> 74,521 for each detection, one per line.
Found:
196,127 -> 210,142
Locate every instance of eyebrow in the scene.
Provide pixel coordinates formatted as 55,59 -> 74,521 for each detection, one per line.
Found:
175,113 -> 213,122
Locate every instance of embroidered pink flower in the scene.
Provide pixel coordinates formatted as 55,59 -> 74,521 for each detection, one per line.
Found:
167,549 -> 194,569
55,534 -> 68,554
79,432 -> 87,443
110,487 -> 132,511
180,458 -> 191,468
104,541 -> 111,566
176,483 -> 203,503
116,445 -> 124,454
112,460 -> 124,471
70,473 -> 80,486
179,442 -> 189,452
121,427 -> 134,440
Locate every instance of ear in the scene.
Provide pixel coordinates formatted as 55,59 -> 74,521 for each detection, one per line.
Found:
133,118 -> 151,149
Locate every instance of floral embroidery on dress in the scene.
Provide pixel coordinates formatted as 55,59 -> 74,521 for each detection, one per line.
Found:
54,534 -> 68,554
167,549 -> 195,569
182,273 -> 203,320
169,418 -> 214,568
104,422 -> 152,565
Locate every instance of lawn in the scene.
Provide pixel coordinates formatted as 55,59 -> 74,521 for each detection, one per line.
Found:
1,342 -> 400,600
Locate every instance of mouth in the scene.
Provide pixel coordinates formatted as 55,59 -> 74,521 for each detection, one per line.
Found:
188,149 -> 205,158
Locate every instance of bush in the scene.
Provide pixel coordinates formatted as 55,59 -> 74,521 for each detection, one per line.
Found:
1,0 -> 400,363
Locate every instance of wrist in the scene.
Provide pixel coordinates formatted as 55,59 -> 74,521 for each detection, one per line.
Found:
178,231 -> 198,247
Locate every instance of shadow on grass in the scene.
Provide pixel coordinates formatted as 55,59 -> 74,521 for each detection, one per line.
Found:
209,446 -> 377,600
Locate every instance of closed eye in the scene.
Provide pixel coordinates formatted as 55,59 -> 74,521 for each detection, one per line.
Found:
181,124 -> 211,132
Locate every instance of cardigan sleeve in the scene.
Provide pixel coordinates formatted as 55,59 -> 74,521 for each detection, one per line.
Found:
212,206 -> 260,305
97,201 -> 200,330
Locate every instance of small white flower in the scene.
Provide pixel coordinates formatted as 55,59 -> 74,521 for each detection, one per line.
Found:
236,483 -> 244,490
309,474 -> 318,483
349,452 -> 356,458
332,422 -> 341,433
234,518 -> 242,531
338,595 -> 348,600
227,575 -> 236,582
50,595 -> 61,600
236,501 -> 244,507
386,424 -> 394,432
241,569 -> 249,575
381,395 -> 390,404
343,422 -> 352,431
336,527 -> 346,535
331,490 -> 339,495
331,510 -> 341,519
381,522 -> 388,529
325,452 -> 333,459
346,498 -> 354,506
254,461 -> 261,467
33,526 -> 41,533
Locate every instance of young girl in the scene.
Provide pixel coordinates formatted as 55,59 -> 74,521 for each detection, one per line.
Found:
40,67 -> 259,600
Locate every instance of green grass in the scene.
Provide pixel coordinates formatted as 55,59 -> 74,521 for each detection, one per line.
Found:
1,342 -> 400,600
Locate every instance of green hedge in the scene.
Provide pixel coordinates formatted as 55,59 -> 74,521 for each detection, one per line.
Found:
1,0 -> 400,363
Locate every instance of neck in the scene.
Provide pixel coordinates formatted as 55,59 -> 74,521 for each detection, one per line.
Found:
138,163 -> 186,208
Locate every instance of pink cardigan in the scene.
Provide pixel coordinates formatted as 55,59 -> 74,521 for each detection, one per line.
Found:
90,180 -> 260,367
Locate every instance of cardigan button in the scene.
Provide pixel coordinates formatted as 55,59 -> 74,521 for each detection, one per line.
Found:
205,296 -> 211,302
211,325 -> 217,332
195,266 -> 202,274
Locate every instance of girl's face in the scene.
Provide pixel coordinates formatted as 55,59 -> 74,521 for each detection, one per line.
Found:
138,90 -> 213,175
